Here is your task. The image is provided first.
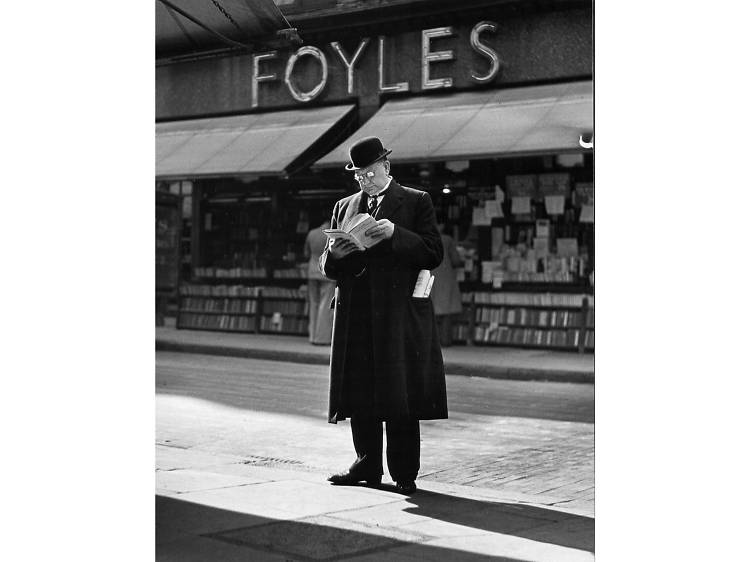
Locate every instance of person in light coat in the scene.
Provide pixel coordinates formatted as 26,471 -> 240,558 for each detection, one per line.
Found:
304,219 -> 336,345
431,224 -> 464,346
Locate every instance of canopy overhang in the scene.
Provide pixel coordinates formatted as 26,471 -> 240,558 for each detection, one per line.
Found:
156,0 -> 295,58
156,105 -> 355,179
314,81 -> 593,168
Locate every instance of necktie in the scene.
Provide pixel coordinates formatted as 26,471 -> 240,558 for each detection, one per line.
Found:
368,194 -> 378,216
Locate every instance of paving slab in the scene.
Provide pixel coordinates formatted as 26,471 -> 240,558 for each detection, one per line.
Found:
345,550 -> 427,561
156,536 -> 291,562
175,479 -> 399,522
156,495 -> 269,544
155,444 -> 246,471
211,514 -> 430,560
396,533 -> 594,562
156,468 -> 267,494
514,517 -> 595,552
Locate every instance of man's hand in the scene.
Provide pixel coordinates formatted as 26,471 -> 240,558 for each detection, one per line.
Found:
328,237 -> 362,259
364,219 -> 395,240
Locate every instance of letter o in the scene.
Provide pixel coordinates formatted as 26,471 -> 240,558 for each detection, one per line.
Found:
284,46 -> 328,103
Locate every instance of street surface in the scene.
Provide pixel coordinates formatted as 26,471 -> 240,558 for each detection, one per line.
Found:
156,351 -> 594,515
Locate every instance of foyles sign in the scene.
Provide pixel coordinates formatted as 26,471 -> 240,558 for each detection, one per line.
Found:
250,22 -> 501,108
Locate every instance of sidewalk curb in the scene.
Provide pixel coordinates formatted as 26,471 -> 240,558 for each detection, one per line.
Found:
156,340 -> 594,384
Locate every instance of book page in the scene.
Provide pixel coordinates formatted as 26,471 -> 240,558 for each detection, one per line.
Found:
344,213 -> 371,231
322,229 -> 366,251
346,213 -> 382,249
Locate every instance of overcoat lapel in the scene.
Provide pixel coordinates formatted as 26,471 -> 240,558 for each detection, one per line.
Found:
376,182 -> 405,220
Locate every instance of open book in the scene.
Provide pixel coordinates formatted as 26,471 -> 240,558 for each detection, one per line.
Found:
323,213 -> 382,251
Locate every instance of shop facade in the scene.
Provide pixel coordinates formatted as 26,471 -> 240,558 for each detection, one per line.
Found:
156,0 -> 594,351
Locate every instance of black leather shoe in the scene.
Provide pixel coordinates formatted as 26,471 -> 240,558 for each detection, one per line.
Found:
396,481 -> 417,495
328,471 -> 382,486
328,455 -> 381,486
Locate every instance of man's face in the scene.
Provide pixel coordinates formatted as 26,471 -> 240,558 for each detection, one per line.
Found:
353,159 -> 390,195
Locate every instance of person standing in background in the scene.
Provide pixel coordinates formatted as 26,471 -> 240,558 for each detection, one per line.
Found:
304,219 -> 336,345
431,224 -> 464,346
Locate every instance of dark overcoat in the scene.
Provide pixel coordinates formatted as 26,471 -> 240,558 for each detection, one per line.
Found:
320,181 -> 448,424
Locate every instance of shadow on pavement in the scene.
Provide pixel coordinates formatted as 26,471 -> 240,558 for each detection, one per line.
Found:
156,494 -> 547,561
402,488 -> 594,552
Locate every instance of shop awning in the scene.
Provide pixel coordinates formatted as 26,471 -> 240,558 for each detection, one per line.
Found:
314,81 -> 592,167
156,0 -> 298,58
156,105 -> 355,178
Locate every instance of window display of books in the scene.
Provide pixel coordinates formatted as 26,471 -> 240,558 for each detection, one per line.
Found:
474,325 -> 582,347
194,266 -> 268,279
180,284 -> 263,297
177,282 -> 593,352
180,297 -> 258,314
259,314 -> 307,334
473,292 -> 591,307
476,307 -> 584,328
479,244 -> 588,288
178,313 -> 256,332
273,265 -> 307,279
177,284 -> 308,336
451,291 -> 593,352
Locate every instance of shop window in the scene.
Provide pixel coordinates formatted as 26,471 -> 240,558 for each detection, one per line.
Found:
429,154 -> 594,290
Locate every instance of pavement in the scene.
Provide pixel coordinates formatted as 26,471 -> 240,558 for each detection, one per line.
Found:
156,445 -> 594,561
156,323 -> 595,560
155,322 -> 594,384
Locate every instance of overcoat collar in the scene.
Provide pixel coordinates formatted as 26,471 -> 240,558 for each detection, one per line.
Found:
344,181 -> 405,225
375,181 -> 405,220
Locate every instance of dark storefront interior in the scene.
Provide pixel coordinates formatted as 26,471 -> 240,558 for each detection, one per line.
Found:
156,0 -> 594,351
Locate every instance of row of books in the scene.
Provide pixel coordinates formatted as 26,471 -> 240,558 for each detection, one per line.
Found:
262,299 -> 309,315
583,330 -> 594,348
178,313 -> 255,332
475,308 -> 594,328
261,286 -> 306,298
179,285 -> 307,299
497,271 -> 575,283
473,292 -> 593,307
179,297 -> 258,314
273,267 -> 306,279
482,255 -> 587,276
452,325 -> 594,349
180,285 -> 263,297
259,315 -> 307,334
194,267 -> 268,278
474,326 -> 582,347
452,324 -> 470,342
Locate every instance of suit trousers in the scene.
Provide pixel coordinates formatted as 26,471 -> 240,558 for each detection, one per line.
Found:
350,416 -> 420,482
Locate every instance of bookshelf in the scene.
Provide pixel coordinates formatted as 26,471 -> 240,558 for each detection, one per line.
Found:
452,292 -> 594,353
178,284 -> 593,352
177,284 -> 308,336
415,159 -> 594,353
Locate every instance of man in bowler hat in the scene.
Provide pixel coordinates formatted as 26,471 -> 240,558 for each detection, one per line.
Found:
319,136 -> 448,495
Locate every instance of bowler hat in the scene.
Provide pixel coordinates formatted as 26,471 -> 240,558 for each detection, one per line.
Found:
345,136 -> 392,171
